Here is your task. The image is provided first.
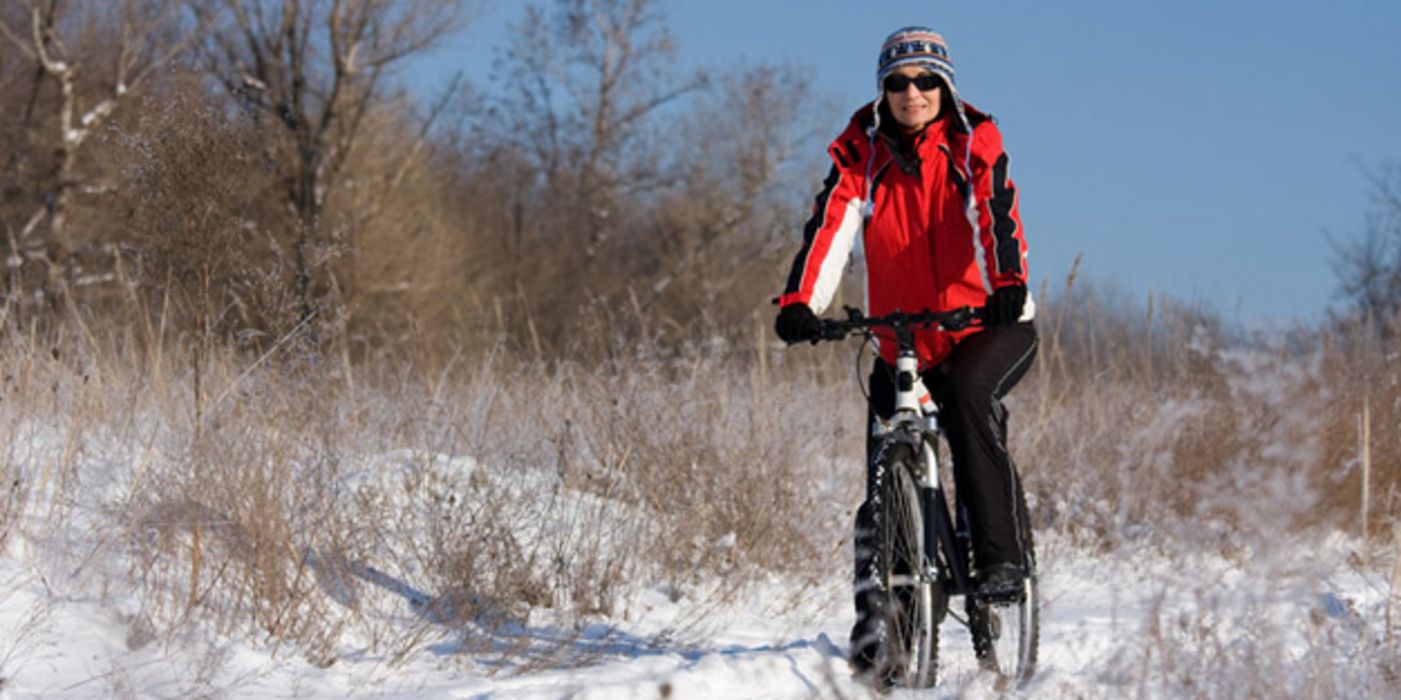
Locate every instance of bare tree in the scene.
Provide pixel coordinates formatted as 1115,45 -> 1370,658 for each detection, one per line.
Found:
460,0 -> 712,356
0,0 -> 186,310
187,0 -> 468,340
636,64 -> 827,322
1332,162 -> 1401,331
488,0 -> 706,262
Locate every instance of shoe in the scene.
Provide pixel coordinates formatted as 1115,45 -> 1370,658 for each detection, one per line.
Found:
975,562 -> 1025,602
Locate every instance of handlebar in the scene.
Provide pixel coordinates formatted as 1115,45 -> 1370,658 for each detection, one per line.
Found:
815,305 -> 982,344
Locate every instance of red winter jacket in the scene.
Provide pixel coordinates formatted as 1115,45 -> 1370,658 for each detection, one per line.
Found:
778,101 -> 1031,368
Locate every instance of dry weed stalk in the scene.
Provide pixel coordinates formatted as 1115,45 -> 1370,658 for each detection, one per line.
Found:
1390,522 -> 1401,649
1363,394 -> 1373,556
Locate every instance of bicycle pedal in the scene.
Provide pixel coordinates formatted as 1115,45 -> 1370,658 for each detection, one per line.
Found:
977,590 -> 1025,605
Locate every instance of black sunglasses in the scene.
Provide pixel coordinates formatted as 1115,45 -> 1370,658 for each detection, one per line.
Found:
883,73 -> 944,93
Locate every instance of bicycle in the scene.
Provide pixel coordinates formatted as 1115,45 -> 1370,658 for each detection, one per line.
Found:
815,305 -> 1039,689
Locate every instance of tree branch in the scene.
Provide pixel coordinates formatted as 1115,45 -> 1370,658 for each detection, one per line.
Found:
0,9 -> 36,59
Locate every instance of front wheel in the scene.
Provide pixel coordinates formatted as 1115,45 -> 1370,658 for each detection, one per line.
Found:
870,441 -> 943,688
969,472 -> 1040,684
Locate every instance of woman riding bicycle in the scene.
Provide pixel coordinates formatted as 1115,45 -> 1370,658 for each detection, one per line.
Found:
772,26 -> 1038,676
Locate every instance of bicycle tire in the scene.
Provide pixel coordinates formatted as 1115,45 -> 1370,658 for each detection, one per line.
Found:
871,440 -> 941,688
969,471 -> 1040,684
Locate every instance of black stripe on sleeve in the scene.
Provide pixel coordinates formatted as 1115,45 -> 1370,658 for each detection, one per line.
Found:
784,165 -> 842,296
831,145 -> 848,169
844,140 -> 862,167
990,153 -> 1022,276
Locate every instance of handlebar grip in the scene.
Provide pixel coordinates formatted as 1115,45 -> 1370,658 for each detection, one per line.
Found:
819,320 -> 849,342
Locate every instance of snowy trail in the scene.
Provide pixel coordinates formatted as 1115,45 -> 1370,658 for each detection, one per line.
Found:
2,531 -> 1383,698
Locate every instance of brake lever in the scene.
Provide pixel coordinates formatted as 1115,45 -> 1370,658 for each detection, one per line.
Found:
942,305 -> 980,332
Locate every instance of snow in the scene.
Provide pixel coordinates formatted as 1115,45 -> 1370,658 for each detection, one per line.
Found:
1,519 -> 1393,698
1,343 -> 1396,698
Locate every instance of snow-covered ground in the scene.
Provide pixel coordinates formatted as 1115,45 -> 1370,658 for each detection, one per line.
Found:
1,335 -> 1396,698
2,527 -> 1392,698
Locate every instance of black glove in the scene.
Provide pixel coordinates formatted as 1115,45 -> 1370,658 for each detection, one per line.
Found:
983,285 -> 1027,326
774,303 -> 821,344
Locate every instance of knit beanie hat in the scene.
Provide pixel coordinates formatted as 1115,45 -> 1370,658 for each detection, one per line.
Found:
870,25 -> 970,139
876,27 -> 956,96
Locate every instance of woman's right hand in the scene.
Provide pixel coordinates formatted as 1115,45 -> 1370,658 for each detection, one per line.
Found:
774,304 -> 821,344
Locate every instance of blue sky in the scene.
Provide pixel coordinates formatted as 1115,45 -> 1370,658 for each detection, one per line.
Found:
408,1 -> 1401,325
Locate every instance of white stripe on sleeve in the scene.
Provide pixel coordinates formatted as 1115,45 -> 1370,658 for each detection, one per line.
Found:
808,198 -> 865,314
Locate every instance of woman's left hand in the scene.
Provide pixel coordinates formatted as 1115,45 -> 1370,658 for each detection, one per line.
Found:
983,285 -> 1027,326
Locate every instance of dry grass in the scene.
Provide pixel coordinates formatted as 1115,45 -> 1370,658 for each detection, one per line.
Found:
1010,272 -> 1397,555
0,304 -> 861,667
1,272 -> 1398,680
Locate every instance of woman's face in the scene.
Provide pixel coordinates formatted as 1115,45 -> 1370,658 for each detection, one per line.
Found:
883,66 -> 944,131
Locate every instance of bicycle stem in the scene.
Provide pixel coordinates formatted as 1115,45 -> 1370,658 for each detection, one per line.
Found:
893,350 -> 930,416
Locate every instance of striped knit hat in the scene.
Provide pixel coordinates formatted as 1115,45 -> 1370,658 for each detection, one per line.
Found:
876,27 -> 956,96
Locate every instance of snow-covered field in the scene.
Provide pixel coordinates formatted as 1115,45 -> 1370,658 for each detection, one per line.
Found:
1,332 -> 1397,698
2,521 -> 1393,698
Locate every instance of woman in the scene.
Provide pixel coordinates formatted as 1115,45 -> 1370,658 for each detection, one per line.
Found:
773,26 -> 1038,675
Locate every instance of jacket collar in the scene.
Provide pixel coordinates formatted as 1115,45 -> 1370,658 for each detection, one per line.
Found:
828,101 -> 978,175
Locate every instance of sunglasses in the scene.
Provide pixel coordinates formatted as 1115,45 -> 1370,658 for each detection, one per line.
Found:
883,73 -> 944,93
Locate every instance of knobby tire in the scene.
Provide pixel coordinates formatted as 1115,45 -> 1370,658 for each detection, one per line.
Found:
969,470 -> 1040,684
873,441 -> 940,689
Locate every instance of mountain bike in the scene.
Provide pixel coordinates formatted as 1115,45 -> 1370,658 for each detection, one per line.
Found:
816,305 -> 1039,689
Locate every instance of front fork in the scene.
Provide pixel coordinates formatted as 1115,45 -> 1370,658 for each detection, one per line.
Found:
889,352 -> 950,587
893,350 -> 975,595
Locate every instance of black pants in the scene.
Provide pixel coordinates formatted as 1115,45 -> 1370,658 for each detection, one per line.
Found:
851,322 -> 1037,663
